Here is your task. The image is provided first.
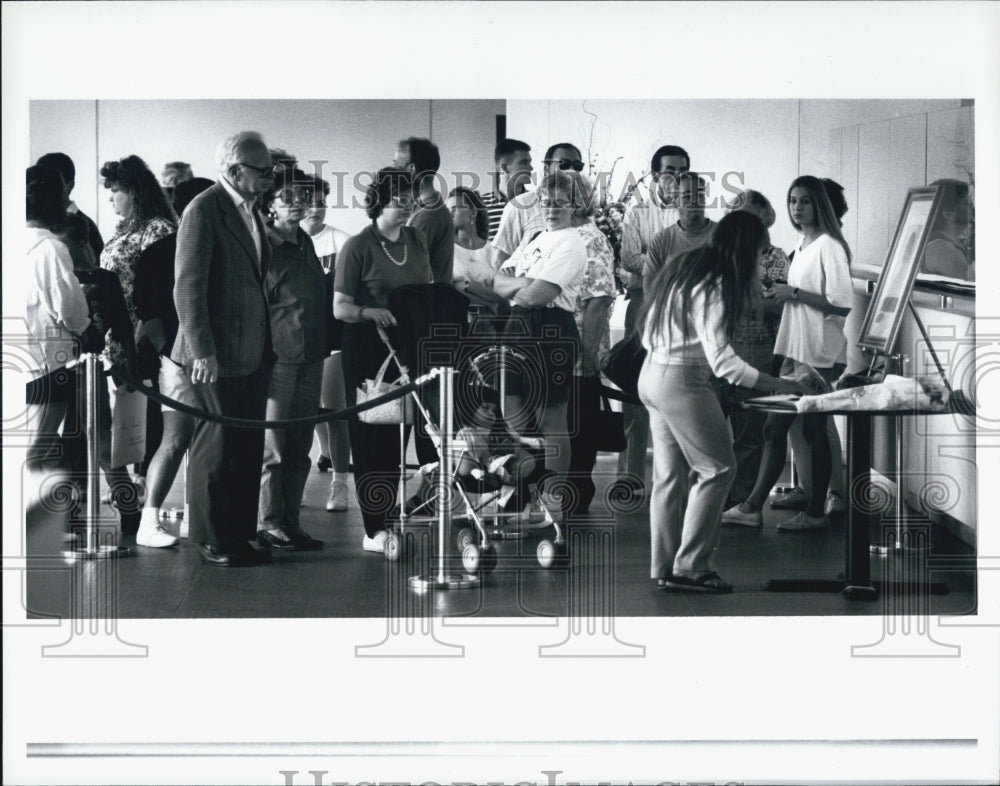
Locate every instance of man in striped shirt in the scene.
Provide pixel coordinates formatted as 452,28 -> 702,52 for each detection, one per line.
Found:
481,138 -> 533,242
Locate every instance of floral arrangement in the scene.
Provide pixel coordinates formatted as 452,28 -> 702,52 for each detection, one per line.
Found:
582,101 -> 648,293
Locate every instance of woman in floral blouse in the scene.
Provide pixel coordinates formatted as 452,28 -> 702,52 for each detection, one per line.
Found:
99,155 -> 177,491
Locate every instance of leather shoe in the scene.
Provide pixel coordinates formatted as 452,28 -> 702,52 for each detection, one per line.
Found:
286,527 -> 324,550
197,542 -> 271,567
257,528 -> 297,550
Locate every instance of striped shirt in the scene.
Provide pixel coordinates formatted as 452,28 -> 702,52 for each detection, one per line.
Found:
480,191 -> 507,242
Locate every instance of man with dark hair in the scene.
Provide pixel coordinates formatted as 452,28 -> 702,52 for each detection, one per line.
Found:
172,131 -> 275,567
493,141 -> 584,267
482,138 -> 533,240
35,152 -> 104,260
616,143 -> 690,497
396,136 -> 454,283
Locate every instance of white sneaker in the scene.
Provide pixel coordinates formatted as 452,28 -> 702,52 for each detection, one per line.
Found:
362,530 -> 389,553
326,480 -> 349,512
136,509 -> 179,548
776,511 -> 828,532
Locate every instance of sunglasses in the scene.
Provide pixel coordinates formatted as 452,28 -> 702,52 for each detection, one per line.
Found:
238,162 -> 276,177
274,188 -> 314,205
544,158 -> 585,172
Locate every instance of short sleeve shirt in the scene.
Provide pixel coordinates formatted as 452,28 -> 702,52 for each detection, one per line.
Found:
773,233 -> 853,367
408,198 -> 455,284
492,192 -> 544,258
334,224 -> 432,309
509,227 -> 587,313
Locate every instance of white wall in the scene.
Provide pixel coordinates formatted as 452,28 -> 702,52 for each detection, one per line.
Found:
30,99 -> 504,239
506,99 -> 803,254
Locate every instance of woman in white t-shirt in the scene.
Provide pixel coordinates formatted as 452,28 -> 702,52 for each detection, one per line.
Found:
448,187 -> 504,313
493,170 -> 589,521
302,177 -> 353,512
723,175 -> 853,532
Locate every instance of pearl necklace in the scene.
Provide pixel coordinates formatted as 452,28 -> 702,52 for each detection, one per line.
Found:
378,238 -> 408,267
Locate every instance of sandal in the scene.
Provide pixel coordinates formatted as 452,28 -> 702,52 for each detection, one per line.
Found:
660,572 -> 734,594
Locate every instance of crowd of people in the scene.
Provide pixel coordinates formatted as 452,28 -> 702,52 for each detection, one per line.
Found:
27,129 -> 870,590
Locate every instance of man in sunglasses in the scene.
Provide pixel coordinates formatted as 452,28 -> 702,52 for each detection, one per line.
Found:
172,131 -> 276,567
493,142 -> 584,268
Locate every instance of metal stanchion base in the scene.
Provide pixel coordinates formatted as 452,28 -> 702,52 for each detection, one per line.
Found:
61,544 -> 130,560
408,573 -> 480,591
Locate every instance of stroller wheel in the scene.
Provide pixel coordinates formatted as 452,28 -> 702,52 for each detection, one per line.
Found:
462,543 -> 498,574
384,531 -> 411,562
461,543 -> 481,573
456,527 -> 477,554
536,538 -> 569,569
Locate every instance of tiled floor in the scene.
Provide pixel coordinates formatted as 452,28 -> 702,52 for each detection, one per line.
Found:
22,452 -> 977,620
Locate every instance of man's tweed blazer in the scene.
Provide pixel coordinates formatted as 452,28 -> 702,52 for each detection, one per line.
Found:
171,181 -> 271,377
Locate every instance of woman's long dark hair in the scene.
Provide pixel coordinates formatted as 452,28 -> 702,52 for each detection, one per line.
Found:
638,211 -> 766,354
100,154 -> 177,233
787,175 -> 852,263
449,186 -> 489,240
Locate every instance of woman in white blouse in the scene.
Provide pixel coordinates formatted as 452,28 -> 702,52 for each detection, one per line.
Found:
638,212 -> 802,593
448,187 -> 505,313
492,170 -> 589,520
723,175 -> 853,533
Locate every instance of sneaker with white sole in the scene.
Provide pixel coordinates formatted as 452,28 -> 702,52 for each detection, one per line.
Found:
776,511 -> 828,532
326,480 -> 349,512
362,530 -> 389,553
136,509 -> 179,548
721,503 -> 763,527
770,486 -> 807,510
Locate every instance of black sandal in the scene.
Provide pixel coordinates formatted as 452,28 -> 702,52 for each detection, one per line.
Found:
660,572 -> 733,594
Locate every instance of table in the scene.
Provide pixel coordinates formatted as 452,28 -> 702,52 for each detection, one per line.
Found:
741,397 -> 970,601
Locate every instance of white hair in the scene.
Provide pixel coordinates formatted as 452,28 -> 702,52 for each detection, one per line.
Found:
215,131 -> 267,175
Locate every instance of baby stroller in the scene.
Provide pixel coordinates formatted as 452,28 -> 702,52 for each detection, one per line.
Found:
379,335 -> 569,572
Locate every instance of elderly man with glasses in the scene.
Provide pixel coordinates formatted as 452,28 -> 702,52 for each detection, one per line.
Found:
492,142 -> 585,268
172,130 -> 276,567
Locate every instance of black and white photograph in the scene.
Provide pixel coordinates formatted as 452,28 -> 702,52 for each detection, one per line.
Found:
3,3 -> 998,786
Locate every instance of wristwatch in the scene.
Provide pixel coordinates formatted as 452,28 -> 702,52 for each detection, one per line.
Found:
792,287 -> 800,300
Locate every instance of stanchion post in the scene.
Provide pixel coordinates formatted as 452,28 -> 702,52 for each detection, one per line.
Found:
409,366 -> 477,591
62,353 -> 129,560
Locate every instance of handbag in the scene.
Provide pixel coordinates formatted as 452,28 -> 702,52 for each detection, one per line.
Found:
110,385 -> 147,467
356,335 -> 414,425
600,332 -> 647,400
593,393 -> 627,453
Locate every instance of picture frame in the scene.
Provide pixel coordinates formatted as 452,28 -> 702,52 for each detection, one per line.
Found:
857,184 -> 942,354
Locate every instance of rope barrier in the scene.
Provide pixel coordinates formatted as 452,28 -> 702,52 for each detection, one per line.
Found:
105,360 -> 642,428
107,365 -> 440,430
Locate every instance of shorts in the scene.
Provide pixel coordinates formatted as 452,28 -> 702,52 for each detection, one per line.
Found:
502,306 -> 579,406
158,356 -> 197,410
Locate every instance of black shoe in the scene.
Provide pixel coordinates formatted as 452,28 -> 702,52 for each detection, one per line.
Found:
285,527 -> 324,550
198,542 -> 272,567
257,528 -> 297,551
316,455 -> 332,473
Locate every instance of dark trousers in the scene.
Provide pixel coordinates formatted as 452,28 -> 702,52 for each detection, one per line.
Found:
565,374 -> 601,514
186,365 -> 270,547
342,320 -> 409,537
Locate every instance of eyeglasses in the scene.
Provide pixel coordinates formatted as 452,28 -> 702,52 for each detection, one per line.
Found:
274,188 -> 314,205
543,158 -> 585,172
238,162 -> 276,178
539,198 -> 574,209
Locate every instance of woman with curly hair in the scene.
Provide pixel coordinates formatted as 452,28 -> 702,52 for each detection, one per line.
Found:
99,155 -> 177,515
333,167 -> 432,553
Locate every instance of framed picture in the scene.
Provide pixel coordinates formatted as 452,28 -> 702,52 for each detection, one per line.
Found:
857,185 -> 942,354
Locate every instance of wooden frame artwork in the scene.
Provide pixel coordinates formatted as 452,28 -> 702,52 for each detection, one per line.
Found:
857,185 -> 942,354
